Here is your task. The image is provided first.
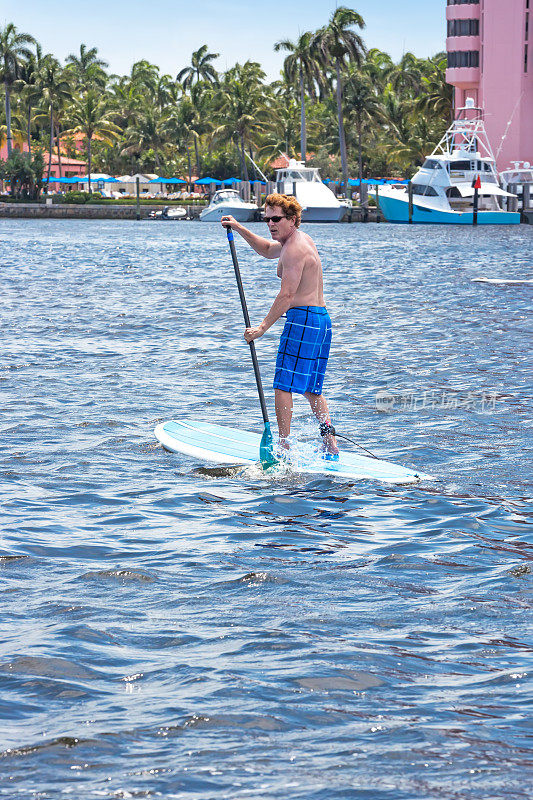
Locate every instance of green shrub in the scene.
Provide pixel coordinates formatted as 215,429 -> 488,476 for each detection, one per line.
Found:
60,190 -> 93,204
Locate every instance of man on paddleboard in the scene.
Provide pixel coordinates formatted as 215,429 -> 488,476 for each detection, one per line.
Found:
221,194 -> 339,458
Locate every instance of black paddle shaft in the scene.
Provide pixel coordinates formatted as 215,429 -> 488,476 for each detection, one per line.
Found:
226,230 -> 270,426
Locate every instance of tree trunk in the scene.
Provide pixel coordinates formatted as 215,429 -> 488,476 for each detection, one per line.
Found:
27,103 -> 32,157
56,122 -> 62,178
357,114 -> 363,187
194,135 -> 200,177
186,144 -> 192,189
240,134 -> 249,182
300,68 -> 306,164
335,58 -> 349,196
88,137 -> 92,194
5,82 -> 12,157
47,106 -> 53,185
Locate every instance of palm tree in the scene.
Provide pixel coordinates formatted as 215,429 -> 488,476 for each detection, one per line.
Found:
260,79 -> 301,161
129,60 -> 160,97
0,23 -> 36,156
62,90 -> 120,191
363,48 -> 394,91
312,7 -> 366,193
121,107 -> 168,170
108,75 -> 144,129
177,45 -> 219,90
386,52 -> 424,99
379,85 -> 412,155
344,67 -> 384,186
65,43 -> 108,91
275,31 -> 321,164
213,62 -> 268,181
155,73 -> 178,111
18,43 -> 45,156
416,55 -> 453,125
163,96 -> 200,185
34,56 -> 71,182
384,114 -> 441,174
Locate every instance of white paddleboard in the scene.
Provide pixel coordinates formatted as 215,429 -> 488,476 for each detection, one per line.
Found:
154,420 -> 434,484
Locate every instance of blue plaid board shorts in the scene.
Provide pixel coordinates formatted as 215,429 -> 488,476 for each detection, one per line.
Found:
273,306 -> 332,395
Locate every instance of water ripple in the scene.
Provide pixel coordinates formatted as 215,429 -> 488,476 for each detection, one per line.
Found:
0,220 -> 531,799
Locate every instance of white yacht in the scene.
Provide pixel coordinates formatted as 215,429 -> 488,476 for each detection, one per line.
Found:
500,161 -> 533,203
374,101 -> 520,225
199,189 -> 257,222
274,159 -> 350,222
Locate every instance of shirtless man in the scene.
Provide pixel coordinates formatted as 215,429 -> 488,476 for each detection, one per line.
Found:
221,193 -> 338,458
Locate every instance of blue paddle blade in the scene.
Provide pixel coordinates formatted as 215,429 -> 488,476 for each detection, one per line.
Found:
259,421 -> 278,470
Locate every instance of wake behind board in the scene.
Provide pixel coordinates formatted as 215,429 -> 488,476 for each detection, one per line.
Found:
472,278 -> 533,285
154,420 -> 433,484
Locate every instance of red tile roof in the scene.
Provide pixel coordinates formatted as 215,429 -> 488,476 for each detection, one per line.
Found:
43,153 -> 86,166
269,152 -> 314,169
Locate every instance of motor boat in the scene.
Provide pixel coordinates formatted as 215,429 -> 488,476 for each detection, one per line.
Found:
148,206 -> 187,220
164,206 -> 186,219
372,100 -> 520,225
199,189 -> 257,222
499,161 -> 533,206
274,159 -> 350,222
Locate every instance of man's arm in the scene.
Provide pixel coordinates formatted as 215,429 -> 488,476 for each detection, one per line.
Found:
221,216 -> 281,259
245,250 -> 305,341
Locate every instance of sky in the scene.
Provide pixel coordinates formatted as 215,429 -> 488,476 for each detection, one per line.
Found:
1,0 -> 447,81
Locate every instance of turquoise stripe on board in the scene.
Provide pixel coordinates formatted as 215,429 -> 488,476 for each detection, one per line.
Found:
163,421 -> 259,460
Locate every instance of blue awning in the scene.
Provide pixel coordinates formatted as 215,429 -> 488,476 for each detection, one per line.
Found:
347,178 -> 386,186
148,177 -> 186,184
221,177 -> 242,185
194,177 -> 222,185
43,176 -> 76,183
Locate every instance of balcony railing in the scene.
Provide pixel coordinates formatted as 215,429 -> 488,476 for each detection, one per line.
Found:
447,0 -> 479,6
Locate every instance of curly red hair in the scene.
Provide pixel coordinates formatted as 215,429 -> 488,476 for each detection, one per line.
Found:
265,193 -> 302,227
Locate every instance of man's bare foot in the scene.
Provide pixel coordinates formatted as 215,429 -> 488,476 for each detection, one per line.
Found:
319,422 -> 339,456
276,437 -> 290,458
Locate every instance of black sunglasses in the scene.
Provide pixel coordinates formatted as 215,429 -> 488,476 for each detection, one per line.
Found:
265,215 -> 286,223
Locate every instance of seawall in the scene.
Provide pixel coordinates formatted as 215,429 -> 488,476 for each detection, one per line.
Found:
0,203 -> 385,223
0,203 -> 201,220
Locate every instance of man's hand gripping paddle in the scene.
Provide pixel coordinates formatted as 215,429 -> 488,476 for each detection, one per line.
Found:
225,226 -> 278,470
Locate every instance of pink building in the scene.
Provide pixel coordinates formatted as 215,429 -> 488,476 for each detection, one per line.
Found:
0,142 -> 29,160
43,152 -> 86,178
446,0 -> 533,170
0,142 -> 85,177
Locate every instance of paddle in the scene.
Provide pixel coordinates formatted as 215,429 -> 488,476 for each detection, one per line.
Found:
225,226 -> 278,469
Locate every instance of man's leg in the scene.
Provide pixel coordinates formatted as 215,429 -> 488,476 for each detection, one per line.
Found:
304,391 -> 339,454
275,389 -> 293,449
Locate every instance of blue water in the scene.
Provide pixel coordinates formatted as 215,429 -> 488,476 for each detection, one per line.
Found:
1,220 -> 532,800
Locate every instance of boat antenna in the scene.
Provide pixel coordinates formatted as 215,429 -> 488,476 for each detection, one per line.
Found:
244,151 -> 268,182
495,91 -> 524,161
